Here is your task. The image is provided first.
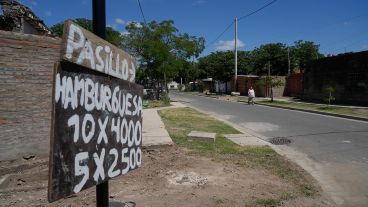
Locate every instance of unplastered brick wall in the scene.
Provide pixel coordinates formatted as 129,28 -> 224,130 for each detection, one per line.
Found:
0,30 -> 61,160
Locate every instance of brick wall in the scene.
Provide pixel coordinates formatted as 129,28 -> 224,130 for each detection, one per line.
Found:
285,72 -> 303,97
303,51 -> 368,105
231,75 -> 286,97
0,30 -> 61,160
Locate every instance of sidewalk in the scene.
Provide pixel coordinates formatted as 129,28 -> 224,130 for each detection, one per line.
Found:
142,101 -> 269,148
142,102 -> 186,148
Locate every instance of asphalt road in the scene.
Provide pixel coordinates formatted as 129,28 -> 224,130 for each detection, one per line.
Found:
170,92 -> 368,206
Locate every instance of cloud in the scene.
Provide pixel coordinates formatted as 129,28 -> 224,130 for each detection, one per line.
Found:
121,31 -> 130,36
115,18 -> 125,25
127,21 -> 143,28
107,24 -> 118,30
192,0 -> 206,6
215,39 -> 245,51
45,11 -> 52,17
30,0 -> 37,6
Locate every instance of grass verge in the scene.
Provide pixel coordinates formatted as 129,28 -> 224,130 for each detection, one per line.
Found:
144,99 -> 171,108
256,100 -> 368,119
159,107 -> 319,206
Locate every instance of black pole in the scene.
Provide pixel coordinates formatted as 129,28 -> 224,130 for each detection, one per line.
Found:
93,0 -> 106,39
93,0 -> 108,207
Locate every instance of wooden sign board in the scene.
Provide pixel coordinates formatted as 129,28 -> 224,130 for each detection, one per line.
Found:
60,20 -> 136,82
48,61 -> 143,202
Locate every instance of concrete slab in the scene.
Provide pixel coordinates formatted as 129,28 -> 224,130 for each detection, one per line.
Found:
225,134 -> 268,146
142,108 -> 173,147
188,131 -> 216,142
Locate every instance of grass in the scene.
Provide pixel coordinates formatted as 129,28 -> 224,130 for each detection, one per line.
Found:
143,99 -> 171,108
159,107 -> 319,206
257,100 -> 368,119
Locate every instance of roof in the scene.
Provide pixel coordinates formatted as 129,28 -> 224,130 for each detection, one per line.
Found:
0,0 -> 51,35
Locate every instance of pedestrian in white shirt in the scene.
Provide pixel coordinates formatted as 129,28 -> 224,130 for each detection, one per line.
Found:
248,87 -> 255,105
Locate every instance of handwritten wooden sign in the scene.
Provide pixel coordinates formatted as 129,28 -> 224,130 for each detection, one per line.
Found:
48,21 -> 143,202
60,20 -> 136,82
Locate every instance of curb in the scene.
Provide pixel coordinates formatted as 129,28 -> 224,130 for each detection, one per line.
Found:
255,102 -> 368,122
180,92 -> 368,122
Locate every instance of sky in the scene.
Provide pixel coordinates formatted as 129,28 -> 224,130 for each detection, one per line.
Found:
17,0 -> 368,56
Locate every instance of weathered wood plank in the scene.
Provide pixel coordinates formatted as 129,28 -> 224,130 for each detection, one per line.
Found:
60,20 -> 136,82
48,61 -> 143,202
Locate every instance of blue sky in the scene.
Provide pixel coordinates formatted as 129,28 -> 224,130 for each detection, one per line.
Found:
18,0 -> 368,56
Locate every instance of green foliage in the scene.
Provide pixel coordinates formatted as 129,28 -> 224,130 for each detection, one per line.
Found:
121,20 -> 205,85
323,86 -> 335,105
255,76 -> 284,88
291,40 -> 324,69
252,43 -> 289,75
198,50 -> 252,82
256,77 -> 284,102
198,40 -> 324,79
50,18 -> 123,47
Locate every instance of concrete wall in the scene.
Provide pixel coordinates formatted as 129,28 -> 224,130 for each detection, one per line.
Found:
303,51 -> 368,105
0,30 -> 61,160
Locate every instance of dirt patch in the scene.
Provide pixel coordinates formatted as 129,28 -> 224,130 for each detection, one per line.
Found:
0,146 -> 332,207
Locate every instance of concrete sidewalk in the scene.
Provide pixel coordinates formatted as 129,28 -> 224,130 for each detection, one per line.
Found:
142,101 -> 268,148
142,102 -> 186,148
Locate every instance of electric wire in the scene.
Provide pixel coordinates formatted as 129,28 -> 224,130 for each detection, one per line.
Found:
137,0 -> 147,24
238,0 -> 277,21
205,21 -> 234,48
206,0 -> 278,48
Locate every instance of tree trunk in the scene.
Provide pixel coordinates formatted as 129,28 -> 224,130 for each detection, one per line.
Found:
271,86 -> 274,102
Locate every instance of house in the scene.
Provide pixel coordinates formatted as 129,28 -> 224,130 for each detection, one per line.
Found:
167,81 -> 179,90
0,0 -> 51,35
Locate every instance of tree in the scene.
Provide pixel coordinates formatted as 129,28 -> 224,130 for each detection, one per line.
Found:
291,40 -> 324,70
255,62 -> 284,102
323,86 -> 335,105
255,76 -> 284,102
251,43 -> 288,75
50,18 -> 123,47
122,20 -> 205,97
198,50 -> 252,81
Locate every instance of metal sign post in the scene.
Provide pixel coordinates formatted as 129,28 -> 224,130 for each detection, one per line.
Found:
47,4 -> 142,206
92,0 -> 108,206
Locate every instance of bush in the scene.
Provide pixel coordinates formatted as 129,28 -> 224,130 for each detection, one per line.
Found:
323,86 -> 335,105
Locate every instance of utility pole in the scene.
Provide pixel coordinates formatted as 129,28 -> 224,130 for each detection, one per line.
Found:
287,47 -> 291,76
234,17 -> 238,91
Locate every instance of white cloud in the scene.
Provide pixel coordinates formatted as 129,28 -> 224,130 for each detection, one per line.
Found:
192,0 -> 206,6
45,11 -> 52,17
115,18 -> 125,25
215,39 -> 245,51
30,0 -> 37,6
127,21 -> 143,28
121,31 -> 130,36
107,24 -> 118,30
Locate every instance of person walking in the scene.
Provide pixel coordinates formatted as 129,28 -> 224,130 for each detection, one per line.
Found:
248,86 -> 255,105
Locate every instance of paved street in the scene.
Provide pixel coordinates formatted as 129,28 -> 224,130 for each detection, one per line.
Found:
170,92 -> 368,206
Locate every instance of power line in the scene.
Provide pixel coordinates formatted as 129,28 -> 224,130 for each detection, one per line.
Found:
205,21 -> 234,48
137,0 -> 147,24
238,0 -> 278,21
205,0 -> 278,48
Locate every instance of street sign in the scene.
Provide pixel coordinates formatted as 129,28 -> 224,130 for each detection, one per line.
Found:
48,21 -> 143,202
